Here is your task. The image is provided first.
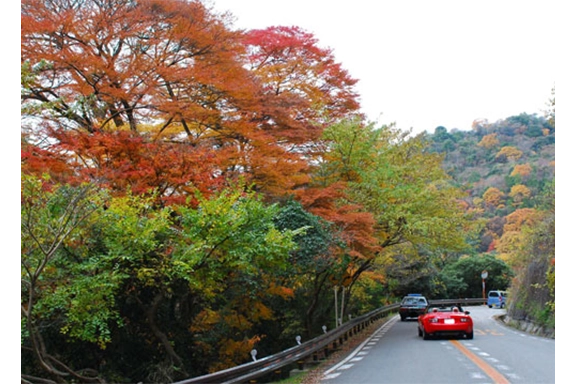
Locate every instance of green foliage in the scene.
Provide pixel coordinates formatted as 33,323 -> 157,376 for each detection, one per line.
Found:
546,263 -> 555,313
509,282 -> 554,329
439,254 -> 513,298
380,246 -> 425,293
268,199 -> 347,339
21,174 -> 113,381
89,192 -> 175,300
432,126 -> 449,141
173,185 -> 301,290
21,176 -> 305,382
273,199 -> 334,271
468,171 -> 482,183
505,174 -> 522,189
53,271 -> 124,348
531,135 -> 555,151
322,119 -> 471,255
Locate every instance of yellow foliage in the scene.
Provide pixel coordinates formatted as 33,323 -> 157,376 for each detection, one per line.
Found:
249,301 -> 274,322
509,184 -> 531,206
189,309 -> 220,333
478,133 -> 499,149
495,231 -> 522,264
496,146 -> 523,161
472,197 -> 484,207
504,208 -> 537,232
495,207 -> 543,271
511,163 -> 532,178
359,270 -> 385,283
483,187 -> 504,207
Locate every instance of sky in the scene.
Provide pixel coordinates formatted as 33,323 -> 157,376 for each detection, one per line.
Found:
209,0 -> 557,134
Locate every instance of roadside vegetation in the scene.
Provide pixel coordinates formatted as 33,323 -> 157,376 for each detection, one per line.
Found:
21,1 -> 554,382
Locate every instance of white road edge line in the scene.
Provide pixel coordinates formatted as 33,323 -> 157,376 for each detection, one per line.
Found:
323,316 -> 398,376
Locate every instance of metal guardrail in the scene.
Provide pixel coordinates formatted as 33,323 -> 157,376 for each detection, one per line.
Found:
429,298 -> 486,307
173,298 -> 486,384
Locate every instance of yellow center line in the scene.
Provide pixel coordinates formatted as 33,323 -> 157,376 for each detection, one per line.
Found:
449,340 -> 510,384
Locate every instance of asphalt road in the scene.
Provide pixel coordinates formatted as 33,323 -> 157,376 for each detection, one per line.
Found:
319,306 -> 554,384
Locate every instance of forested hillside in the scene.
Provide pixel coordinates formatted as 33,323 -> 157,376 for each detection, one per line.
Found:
426,112 -> 555,255
20,1 -> 554,383
425,109 -> 555,336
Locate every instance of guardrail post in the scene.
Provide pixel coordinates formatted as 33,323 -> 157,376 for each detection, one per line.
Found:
274,369 -> 282,380
298,360 -> 304,370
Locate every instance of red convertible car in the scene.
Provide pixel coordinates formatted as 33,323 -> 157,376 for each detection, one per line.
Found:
417,306 -> 474,340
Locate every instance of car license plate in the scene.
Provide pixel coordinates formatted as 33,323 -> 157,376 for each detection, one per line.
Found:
444,319 -> 455,324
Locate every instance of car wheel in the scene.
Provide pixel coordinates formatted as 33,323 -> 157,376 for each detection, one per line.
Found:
488,305 -> 492,308
466,331 -> 474,339
423,331 -> 431,340
400,315 -> 406,322
418,327 -> 423,337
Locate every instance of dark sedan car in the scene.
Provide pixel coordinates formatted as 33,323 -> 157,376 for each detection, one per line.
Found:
399,294 -> 428,321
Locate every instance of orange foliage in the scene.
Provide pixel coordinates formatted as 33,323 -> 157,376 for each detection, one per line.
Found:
478,133 -> 499,149
22,0 -> 251,134
210,335 -> 262,372
509,184 -> 531,206
295,183 -> 381,283
296,184 -> 381,259
22,0 -> 362,201
503,208 -> 537,232
24,129 -> 223,205
265,282 -> 295,299
511,163 -> 532,178
472,118 -> 489,132
482,187 -> 505,207
496,146 -> 523,161
190,309 -> 221,333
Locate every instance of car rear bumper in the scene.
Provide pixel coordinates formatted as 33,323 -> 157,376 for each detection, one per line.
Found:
399,309 -> 426,318
423,324 -> 472,335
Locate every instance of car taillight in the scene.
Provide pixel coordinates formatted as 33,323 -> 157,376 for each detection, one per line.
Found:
460,318 -> 469,322
428,318 -> 438,323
